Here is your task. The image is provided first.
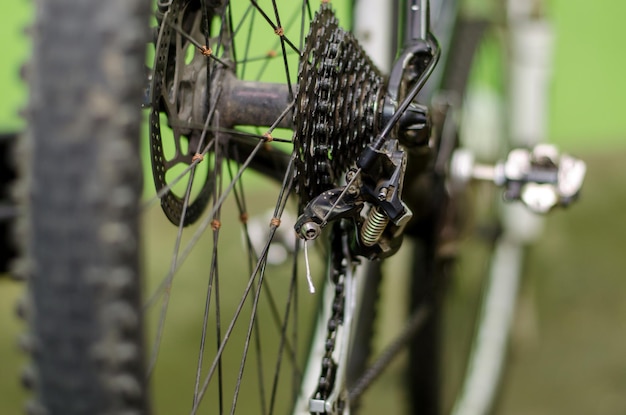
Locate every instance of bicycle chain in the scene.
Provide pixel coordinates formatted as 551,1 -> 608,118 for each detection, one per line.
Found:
311,230 -> 349,412
293,5 -> 385,207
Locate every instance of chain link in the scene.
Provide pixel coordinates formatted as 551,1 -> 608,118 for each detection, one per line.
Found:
310,231 -> 348,411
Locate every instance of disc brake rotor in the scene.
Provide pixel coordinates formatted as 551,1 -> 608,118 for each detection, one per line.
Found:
150,0 -> 219,226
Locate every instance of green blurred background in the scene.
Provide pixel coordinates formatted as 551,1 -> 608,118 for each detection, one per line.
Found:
1,0 -> 625,414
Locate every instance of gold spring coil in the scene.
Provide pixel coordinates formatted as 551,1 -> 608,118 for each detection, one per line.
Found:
360,206 -> 389,247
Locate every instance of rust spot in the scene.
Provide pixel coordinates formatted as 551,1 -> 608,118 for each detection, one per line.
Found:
211,219 -> 221,231
274,27 -> 285,37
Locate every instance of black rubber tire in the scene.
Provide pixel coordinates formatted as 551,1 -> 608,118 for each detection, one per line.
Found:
19,0 -> 150,413
407,19 -> 490,415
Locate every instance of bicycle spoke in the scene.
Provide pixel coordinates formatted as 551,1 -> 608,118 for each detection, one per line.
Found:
237,48 -> 298,65
249,4 -> 302,83
214,265 -> 225,415
193,114 -> 225,408
225,156 -> 270,415
211,123 -> 226,415
190,212 -> 282,413
249,0 -> 300,55
230,259 -> 267,415
167,20 -> 230,68
291,238 -> 301,406
299,0 -> 311,51
143,107 -> 217,320
148,153 -> 199,376
142,114 -> 294,216
268,263 -> 298,414
227,148 -> 302,371
145,139 -> 266,308
145,1 -> 320,413
226,152 -> 303,392
214,4 -> 234,66
191,149 -> 295,412
238,4 -> 256,78
142,87 -> 223,213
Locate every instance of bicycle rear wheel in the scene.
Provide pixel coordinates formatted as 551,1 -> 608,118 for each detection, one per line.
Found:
20,1 -> 385,414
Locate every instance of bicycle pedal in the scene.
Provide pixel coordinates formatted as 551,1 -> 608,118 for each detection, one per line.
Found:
451,144 -> 586,213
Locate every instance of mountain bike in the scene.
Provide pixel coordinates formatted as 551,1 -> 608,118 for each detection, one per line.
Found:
15,0 -> 586,414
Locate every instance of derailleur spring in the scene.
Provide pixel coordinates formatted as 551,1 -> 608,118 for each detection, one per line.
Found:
360,206 -> 389,247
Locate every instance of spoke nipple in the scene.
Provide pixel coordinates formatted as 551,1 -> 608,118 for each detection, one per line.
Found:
267,50 -> 278,58
274,27 -> 285,37
191,153 -> 204,163
263,132 -> 273,142
211,219 -> 221,231
200,46 -> 213,56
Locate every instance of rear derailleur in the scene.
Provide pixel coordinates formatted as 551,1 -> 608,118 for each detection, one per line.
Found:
294,138 -> 414,260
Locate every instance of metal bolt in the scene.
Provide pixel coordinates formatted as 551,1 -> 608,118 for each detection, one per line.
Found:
300,222 -> 321,240
345,169 -> 357,182
377,187 -> 388,201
